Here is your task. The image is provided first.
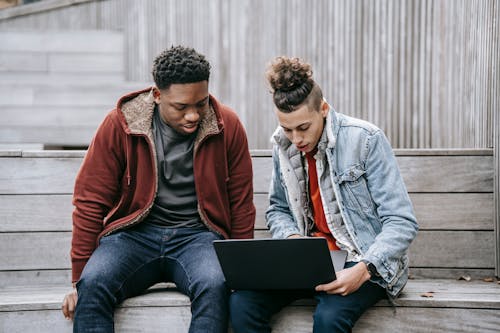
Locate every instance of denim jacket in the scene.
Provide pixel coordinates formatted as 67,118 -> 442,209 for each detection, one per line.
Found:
266,109 -> 419,298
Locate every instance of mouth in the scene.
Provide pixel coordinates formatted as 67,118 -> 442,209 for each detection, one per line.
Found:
182,123 -> 199,133
296,144 -> 308,151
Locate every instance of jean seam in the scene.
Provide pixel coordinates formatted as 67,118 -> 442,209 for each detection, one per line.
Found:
164,254 -> 193,297
112,257 -> 162,298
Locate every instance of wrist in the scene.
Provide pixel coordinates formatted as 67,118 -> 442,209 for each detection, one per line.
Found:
360,259 -> 380,278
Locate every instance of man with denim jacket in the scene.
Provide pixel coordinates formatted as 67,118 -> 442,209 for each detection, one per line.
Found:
230,57 -> 418,333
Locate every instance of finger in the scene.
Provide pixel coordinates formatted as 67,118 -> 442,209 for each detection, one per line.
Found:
315,281 -> 339,292
62,297 -> 69,318
68,297 -> 76,314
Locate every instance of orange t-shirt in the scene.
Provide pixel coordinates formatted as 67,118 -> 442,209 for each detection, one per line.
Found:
305,149 -> 340,251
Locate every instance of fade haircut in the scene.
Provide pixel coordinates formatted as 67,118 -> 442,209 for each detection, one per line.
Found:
152,46 -> 211,90
266,56 -> 323,113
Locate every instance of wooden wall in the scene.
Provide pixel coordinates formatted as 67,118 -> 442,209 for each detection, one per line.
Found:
0,0 -> 498,150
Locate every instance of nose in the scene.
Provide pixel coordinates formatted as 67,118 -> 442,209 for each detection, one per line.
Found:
291,131 -> 303,145
185,109 -> 200,122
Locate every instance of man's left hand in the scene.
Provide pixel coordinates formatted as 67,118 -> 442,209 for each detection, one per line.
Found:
315,262 -> 371,296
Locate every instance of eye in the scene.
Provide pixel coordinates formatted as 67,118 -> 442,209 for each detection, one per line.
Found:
196,100 -> 208,108
282,127 -> 291,133
298,125 -> 310,131
175,105 -> 187,111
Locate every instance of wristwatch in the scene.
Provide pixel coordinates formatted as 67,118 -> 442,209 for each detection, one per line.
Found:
360,259 -> 380,277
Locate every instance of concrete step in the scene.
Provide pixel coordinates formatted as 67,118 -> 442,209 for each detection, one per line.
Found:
0,280 -> 499,332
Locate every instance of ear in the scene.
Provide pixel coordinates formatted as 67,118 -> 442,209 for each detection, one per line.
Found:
153,87 -> 161,104
320,99 -> 329,117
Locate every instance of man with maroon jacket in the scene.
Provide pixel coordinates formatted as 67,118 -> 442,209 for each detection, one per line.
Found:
61,46 -> 255,333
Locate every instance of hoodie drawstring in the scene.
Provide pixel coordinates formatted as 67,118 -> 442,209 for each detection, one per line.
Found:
126,135 -> 131,186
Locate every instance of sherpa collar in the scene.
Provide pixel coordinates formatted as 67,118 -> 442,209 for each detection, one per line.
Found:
119,88 -> 222,147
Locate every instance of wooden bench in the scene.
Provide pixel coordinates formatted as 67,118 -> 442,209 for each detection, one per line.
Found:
0,149 -> 499,332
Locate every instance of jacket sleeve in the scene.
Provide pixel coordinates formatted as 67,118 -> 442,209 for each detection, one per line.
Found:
265,146 -> 302,239
71,111 -> 126,282
361,130 -> 419,284
226,117 -> 256,239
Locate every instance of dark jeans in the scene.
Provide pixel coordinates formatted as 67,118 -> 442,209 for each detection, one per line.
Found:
74,223 -> 228,333
230,262 -> 386,333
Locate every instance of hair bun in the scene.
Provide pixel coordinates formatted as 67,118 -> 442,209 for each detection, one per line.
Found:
267,57 -> 313,92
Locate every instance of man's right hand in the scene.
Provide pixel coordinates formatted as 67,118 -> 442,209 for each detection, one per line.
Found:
287,234 -> 303,239
62,288 -> 78,320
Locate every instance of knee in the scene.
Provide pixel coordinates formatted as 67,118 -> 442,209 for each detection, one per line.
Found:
76,270 -> 115,301
191,268 -> 228,298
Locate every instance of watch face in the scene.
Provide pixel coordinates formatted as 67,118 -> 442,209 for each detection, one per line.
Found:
368,263 -> 379,277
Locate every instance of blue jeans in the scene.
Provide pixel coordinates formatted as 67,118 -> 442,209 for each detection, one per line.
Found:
229,262 -> 386,333
74,223 -> 228,333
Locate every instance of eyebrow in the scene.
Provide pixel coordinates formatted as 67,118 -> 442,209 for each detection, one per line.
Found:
172,96 -> 209,107
281,122 -> 311,131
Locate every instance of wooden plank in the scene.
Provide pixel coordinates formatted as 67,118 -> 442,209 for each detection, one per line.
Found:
255,193 -> 494,231
0,270 -> 71,289
49,53 -> 123,73
0,31 -> 124,53
0,232 -> 72,270
0,305 -> 498,333
0,280 -> 499,333
0,310 -> 74,333
272,307 -> 500,333
0,87 -> 34,106
1,106 -> 111,126
1,279 -> 499,312
252,156 -> 273,193
0,157 -> 82,194
253,155 -> 494,193
21,151 -> 85,158
0,306 -> 498,333
0,144 -> 44,150
1,230 -> 493,273
393,148 -> 493,156
397,156 -> 494,193
409,231 -> 495,268
0,86 -> 122,107
0,195 -> 73,232
254,230 -> 495,269
0,72 -> 128,85
409,268 -> 496,280
410,193 -> 494,230
0,52 -> 48,72
0,150 -> 21,157
0,0 -> 94,20
0,152 -> 492,194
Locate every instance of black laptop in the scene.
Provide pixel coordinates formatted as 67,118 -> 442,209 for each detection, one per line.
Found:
213,238 -> 347,290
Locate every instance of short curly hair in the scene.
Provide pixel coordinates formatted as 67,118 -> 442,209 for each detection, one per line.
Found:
152,46 -> 211,90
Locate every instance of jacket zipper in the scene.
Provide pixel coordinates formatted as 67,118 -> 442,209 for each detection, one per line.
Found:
193,129 -> 224,237
101,133 -> 158,238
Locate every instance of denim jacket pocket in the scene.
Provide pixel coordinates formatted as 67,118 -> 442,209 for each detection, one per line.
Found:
336,165 -> 374,213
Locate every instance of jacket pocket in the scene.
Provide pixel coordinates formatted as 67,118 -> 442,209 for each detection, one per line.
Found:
336,165 -> 374,213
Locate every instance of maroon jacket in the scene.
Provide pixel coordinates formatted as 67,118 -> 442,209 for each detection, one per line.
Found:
71,88 -> 255,282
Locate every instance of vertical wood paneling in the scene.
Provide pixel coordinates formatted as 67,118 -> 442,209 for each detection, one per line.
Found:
492,0 -> 500,278
0,0 -> 497,151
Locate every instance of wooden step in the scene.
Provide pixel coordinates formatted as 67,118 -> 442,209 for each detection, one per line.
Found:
0,280 -> 499,332
0,149 -> 496,284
